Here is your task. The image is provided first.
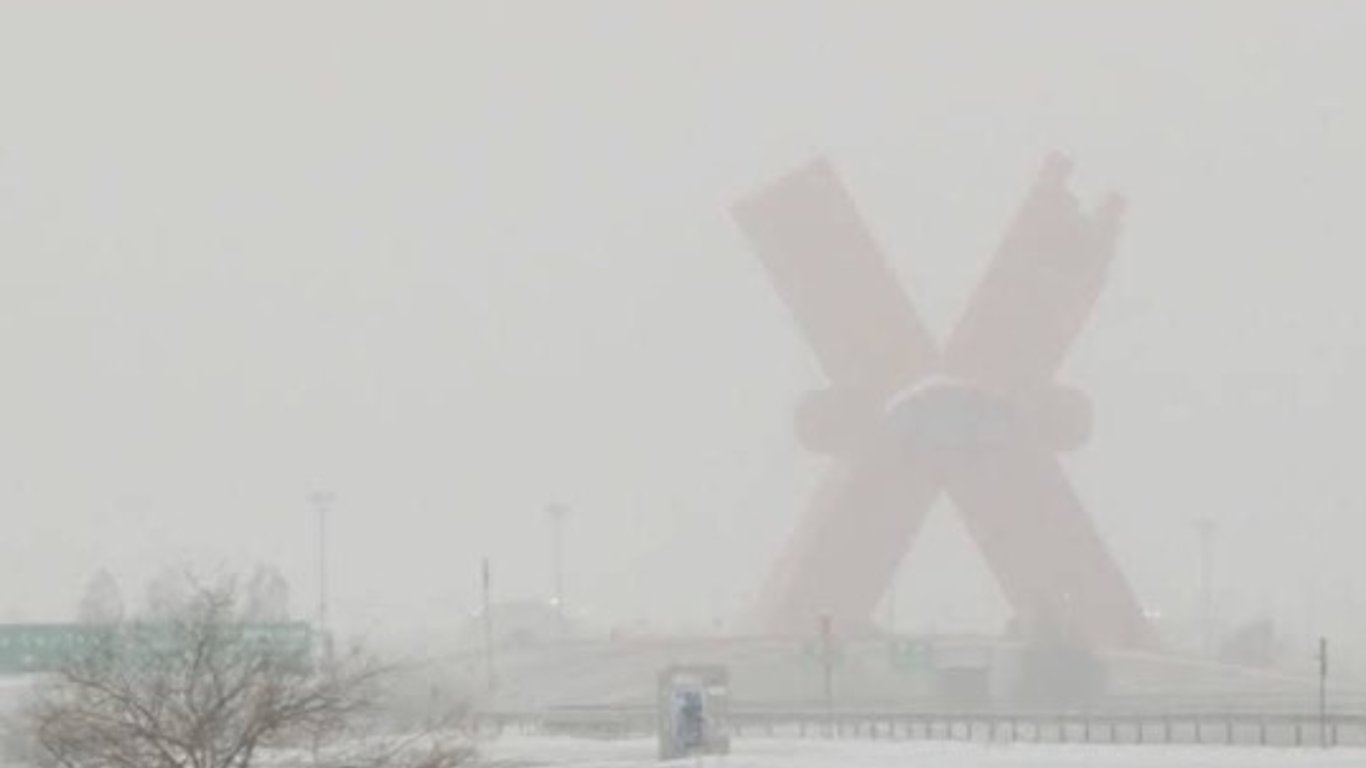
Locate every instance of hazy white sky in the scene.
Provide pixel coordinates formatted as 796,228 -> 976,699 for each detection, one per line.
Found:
1,3 -> 1364,649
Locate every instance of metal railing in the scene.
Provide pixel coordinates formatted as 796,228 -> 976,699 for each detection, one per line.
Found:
473,704 -> 1366,748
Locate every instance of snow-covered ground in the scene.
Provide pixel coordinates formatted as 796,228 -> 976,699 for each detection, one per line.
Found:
475,735 -> 1366,767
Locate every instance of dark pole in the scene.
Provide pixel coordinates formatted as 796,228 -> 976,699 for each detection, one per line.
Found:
1318,636 -> 1328,748
820,614 -> 834,736
482,557 -> 496,693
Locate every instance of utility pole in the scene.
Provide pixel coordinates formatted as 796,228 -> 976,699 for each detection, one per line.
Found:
481,557 -> 496,693
309,491 -> 334,666
546,503 -> 567,635
819,614 -> 834,737
1318,636 -> 1329,748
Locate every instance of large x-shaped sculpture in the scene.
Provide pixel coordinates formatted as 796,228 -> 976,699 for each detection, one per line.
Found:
732,154 -> 1152,650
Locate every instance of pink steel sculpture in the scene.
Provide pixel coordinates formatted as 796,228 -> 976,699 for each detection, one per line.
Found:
733,154 -> 1151,649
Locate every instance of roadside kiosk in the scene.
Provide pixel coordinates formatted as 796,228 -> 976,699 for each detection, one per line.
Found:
657,665 -> 730,760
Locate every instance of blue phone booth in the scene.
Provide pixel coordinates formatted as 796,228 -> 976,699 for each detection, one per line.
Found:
657,665 -> 730,760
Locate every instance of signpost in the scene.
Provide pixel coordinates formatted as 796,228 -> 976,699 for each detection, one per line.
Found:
0,622 -> 313,675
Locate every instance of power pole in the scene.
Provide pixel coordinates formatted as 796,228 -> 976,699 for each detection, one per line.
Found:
309,491 -> 334,666
482,557 -> 496,693
1318,636 -> 1329,748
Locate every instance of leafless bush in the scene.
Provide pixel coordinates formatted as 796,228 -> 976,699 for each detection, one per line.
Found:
9,574 -> 470,768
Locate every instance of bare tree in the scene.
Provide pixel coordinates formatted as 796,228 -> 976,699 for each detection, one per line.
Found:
15,574 -> 469,768
76,569 -> 125,625
244,564 -> 291,624
143,565 -> 194,622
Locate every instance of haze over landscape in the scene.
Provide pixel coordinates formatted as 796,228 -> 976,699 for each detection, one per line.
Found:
2,1 -> 1364,669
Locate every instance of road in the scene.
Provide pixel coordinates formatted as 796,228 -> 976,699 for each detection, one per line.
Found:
474,735 -> 1366,767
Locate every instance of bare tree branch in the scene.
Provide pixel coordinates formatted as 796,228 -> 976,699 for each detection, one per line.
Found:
10,573 -> 470,768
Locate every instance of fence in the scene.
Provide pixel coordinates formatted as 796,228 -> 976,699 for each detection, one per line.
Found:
473,705 -> 1366,748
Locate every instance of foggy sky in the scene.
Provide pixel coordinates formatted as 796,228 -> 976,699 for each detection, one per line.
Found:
1,2 -> 1364,650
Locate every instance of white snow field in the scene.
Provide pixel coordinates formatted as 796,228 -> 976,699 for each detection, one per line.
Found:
475,735 -> 1366,767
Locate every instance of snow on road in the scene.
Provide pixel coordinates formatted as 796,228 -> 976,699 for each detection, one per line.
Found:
476,735 -> 1366,767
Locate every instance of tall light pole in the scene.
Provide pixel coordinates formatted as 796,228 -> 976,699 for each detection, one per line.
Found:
309,491 -> 334,666
547,503 -> 568,634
